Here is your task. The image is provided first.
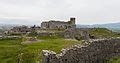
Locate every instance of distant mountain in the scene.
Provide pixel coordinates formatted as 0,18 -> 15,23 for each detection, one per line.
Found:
76,24 -> 90,28
0,24 -> 18,31
0,24 -> 37,31
77,22 -> 120,32
93,23 -> 120,29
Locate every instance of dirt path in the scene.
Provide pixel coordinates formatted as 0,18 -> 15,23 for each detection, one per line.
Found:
21,40 -> 44,44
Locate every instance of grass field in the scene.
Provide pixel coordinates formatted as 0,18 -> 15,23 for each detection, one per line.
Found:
0,38 -> 22,63
0,28 -> 120,63
0,37 -> 80,63
89,28 -> 120,38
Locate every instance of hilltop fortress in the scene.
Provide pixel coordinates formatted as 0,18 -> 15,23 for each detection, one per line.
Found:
8,18 -> 76,33
2,18 -> 120,63
6,18 -> 93,40
41,18 -> 76,29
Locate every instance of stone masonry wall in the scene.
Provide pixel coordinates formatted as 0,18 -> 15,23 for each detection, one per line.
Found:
42,38 -> 120,63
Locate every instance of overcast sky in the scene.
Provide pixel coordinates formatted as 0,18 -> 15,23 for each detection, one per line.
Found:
0,0 -> 120,25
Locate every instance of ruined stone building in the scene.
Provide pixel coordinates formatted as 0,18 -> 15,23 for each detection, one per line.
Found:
64,28 -> 90,40
41,18 -> 76,29
0,32 -> 4,36
9,25 -> 40,34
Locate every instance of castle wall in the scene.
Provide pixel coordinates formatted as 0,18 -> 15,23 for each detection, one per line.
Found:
64,28 -> 90,40
42,38 -> 120,63
41,18 -> 76,29
41,22 -> 49,29
69,18 -> 76,25
48,21 -> 69,29
41,21 -> 74,29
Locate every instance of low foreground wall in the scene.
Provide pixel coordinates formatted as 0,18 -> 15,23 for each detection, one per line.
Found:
42,38 -> 120,63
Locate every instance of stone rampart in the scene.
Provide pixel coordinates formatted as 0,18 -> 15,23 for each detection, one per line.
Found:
42,38 -> 120,63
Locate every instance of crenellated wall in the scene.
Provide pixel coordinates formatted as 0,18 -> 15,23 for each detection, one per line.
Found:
42,38 -> 120,63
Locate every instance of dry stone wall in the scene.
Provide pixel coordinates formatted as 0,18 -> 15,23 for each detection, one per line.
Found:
42,38 -> 120,63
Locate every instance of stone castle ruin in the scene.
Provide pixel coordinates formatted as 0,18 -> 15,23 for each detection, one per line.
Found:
8,25 -> 40,34
7,17 -> 92,41
42,38 -> 120,63
4,17 -> 120,63
8,18 -> 76,34
41,18 -> 76,29
64,28 -> 90,40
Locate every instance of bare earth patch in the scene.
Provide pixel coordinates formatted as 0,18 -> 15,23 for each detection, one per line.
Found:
21,40 -> 44,44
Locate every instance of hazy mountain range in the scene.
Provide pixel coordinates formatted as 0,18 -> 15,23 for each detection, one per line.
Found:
77,22 -> 120,28
0,24 -> 18,32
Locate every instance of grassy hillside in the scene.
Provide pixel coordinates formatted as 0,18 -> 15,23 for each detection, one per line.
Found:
0,37 -> 80,63
0,28 -> 120,63
89,28 -> 120,38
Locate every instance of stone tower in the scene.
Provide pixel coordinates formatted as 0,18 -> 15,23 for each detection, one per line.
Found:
69,18 -> 75,25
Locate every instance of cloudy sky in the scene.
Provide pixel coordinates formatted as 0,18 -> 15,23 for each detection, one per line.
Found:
0,0 -> 120,25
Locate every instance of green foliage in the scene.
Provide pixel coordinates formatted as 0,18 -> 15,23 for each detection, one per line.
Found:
28,31 -> 38,37
108,57 -> 120,63
16,52 -> 36,63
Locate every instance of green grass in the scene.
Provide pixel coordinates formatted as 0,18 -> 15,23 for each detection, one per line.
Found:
24,39 -> 80,53
0,38 -> 22,63
21,39 -> 80,63
0,37 -> 80,63
0,28 -> 120,63
89,28 -> 120,38
108,57 -> 120,63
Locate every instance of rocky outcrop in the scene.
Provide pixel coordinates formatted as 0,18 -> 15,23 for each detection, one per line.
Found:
42,38 -> 120,63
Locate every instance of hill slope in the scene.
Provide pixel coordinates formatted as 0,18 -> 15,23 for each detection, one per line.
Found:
77,22 -> 120,32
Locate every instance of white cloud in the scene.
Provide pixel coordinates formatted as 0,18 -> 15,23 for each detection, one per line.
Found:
0,0 -> 120,25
